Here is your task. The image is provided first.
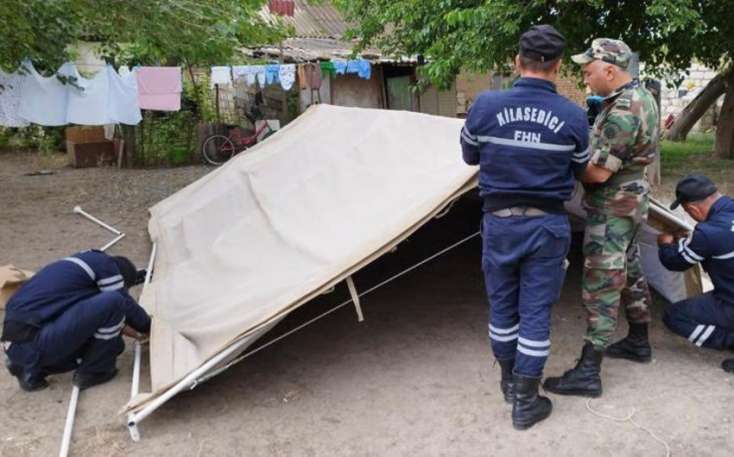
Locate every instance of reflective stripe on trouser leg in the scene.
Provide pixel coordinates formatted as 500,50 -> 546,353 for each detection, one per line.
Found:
36,292 -> 127,376
516,337 -> 550,374
482,214 -> 521,362
663,293 -> 734,350
620,241 -> 652,324
488,322 -> 519,361
514,236 -> 567,377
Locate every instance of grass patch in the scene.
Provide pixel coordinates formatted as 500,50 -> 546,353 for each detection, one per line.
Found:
660,133 -> 727,176
660,133 -> 734,195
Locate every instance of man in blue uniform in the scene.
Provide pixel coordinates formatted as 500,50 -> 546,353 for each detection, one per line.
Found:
2,250 -> 150,391
460,24 -> 589,430
658,175 -> 734,373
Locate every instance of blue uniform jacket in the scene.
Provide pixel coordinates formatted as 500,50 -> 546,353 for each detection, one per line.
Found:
659,196 -> 734,306
460,77 -> 590,213
2,250 -> 150,341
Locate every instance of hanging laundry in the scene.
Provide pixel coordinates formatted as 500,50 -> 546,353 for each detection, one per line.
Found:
18,62 -> 78,126
0,70 -> 30,127
278,64 -> 296,90
231,65 -> 248,83
302,62 -> 322,90
136,67 -> 182,111
210,66 -> 232,88
332,59 -> 348,75
66,65 -> 141,125
253,65 -> 266,86
319,61 -> 336,77
18,62 -> 141,126
347,59 -> 372,80
232,65 -> 265,86
265,65 -> 280,85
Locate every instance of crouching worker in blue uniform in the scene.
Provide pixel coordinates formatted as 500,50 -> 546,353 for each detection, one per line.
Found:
658,174 -> 734,374
460,24 -> 589,430
2,250 -> 150,391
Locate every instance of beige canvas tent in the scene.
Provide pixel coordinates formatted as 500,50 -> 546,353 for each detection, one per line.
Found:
124,104 -> 701,436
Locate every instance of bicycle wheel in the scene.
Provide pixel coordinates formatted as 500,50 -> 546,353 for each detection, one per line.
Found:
202,135 -> 236,166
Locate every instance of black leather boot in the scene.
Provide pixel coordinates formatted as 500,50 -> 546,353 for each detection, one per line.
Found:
73,368 -> 118,391
605,323 -> 652,363
543,342 -> 603,397
6,357 -> 48,392
722,358 -> 734,374
512,374 -> 552,430
497,359 -> 514,404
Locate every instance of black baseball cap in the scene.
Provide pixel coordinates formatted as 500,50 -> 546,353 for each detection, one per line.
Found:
670,174 -> 718,210
519,24 -> 566,62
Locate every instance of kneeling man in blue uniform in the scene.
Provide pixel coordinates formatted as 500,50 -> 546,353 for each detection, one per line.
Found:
461,25 -> 589,429
658,175 -> 734,374
2,250 -> 150,391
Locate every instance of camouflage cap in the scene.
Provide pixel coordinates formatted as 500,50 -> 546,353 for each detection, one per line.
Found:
571,38 -> 632,69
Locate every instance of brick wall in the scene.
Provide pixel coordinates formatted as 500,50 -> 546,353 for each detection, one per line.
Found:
656,63 -> 721,132
457,71 -> 586,116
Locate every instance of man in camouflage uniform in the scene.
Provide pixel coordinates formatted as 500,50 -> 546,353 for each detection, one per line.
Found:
544,38 -> 659,397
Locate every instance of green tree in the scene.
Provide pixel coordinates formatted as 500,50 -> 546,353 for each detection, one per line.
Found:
0,0 -> 288,72
335,0 -> 734,157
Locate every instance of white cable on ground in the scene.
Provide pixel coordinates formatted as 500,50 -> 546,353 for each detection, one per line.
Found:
585,399 -> 671,457
193,230 -> 482,386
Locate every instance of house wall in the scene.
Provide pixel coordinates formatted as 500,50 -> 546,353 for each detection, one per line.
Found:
298,74 -> 332,111
419,83 -> 457,117
456,71 -> 587,116
655,63 -> 721,132
330,67 -> 384,109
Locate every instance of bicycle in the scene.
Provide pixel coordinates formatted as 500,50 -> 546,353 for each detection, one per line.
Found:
201,120 -> 274,166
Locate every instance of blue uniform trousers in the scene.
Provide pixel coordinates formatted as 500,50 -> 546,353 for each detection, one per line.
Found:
482,212 -> 571,377
663,292 -> 734,350
6,291 -> 127,380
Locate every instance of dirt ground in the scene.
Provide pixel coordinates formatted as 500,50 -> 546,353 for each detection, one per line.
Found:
1,150 -> 733,457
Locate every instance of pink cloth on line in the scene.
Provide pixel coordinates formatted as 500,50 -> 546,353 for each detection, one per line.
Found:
136,67 -> 182,111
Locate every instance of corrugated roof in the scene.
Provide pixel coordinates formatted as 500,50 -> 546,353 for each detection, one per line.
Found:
246,37 -> 418,64
261,0 -> 348,39
254,2 -> 417,63
248,37 -> 375,62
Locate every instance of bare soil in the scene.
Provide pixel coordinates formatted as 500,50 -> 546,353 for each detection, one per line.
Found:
1,150 -> 732,457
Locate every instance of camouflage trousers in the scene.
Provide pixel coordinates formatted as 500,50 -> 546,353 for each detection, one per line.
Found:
582,210 -> 653,349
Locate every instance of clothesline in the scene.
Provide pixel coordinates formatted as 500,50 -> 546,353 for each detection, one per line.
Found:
0,58 -> 374,128
210,58 -> 373,91
0,62 -> 184,128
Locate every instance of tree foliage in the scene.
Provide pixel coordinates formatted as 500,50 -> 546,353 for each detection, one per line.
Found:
0,0 -> 289,73
335,0 -> 734,88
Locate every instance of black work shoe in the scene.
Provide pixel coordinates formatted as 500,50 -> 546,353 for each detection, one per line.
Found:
6,356 -> 48,392
73,369 -> 118,390
722,358 -> 734,374
497,359 -> 515,404
605,337 -> 652,363
512,374 -> 552,430
5,356 -> 20,377
543,342 -> 603,398
605,323 -> 652,363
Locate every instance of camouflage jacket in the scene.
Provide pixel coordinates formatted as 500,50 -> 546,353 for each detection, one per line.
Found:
584,79 -> 659,219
